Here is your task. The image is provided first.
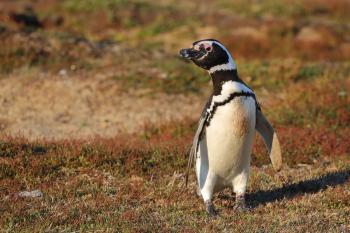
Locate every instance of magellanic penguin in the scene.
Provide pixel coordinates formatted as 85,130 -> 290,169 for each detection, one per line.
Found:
179,39 -> 282,216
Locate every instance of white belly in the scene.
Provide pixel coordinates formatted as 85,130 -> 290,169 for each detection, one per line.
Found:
204,97 -> 256,181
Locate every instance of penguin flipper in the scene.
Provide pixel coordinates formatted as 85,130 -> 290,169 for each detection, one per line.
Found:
186,115 -> 205,185
255,110 -> 282,171
185,96 -> 212,187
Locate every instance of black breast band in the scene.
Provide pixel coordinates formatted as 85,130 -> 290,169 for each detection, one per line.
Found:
206,91 -> 260,126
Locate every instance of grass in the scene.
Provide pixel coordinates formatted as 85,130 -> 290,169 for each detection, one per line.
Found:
1,74 -> 350,231
0,123 -> 349,232
0,0 -> 350,232
216,0 -> 350,20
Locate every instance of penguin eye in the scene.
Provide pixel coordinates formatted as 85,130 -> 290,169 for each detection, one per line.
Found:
206,46 -> 211,52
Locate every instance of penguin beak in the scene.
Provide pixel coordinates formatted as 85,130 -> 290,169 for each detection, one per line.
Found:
179,48 -> 192,59
179,48 -> 204,60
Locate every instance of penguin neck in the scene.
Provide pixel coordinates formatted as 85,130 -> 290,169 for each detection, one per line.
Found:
210,69 -> 244,96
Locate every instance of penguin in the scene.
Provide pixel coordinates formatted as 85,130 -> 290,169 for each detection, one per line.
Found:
179,39 -> 282,216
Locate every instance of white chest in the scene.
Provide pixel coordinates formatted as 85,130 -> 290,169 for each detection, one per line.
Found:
203,84 -> 256,179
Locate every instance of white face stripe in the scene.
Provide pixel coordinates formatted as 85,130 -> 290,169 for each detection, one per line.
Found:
198,41 -> 236,73
209,62 -> 237,73
194,41 -> 212,61
193,42 -> 212,51
192,40 -> 237,72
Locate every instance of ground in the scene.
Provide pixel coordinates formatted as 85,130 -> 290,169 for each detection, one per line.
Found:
0,0 -> 349,232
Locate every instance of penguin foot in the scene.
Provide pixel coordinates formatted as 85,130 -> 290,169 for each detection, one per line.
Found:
205,200 -> 217,217
233,195 -> 249,212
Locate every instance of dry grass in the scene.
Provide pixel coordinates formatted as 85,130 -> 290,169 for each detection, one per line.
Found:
0,0 -> 350,232
1,75 -> 350,231
0,120 -> 349,232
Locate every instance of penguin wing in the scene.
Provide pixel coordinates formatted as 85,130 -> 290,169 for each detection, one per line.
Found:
185,96 -> 212,186
255,109 -> 282,171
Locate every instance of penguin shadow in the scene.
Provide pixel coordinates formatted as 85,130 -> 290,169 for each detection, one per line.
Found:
245,168 -> 350,208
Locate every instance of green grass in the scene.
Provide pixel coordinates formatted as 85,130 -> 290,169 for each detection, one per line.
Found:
63,0 -> 129,12
216,0 -> 350,20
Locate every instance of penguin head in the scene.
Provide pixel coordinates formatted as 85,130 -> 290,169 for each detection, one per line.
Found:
179,39 -> 236,73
